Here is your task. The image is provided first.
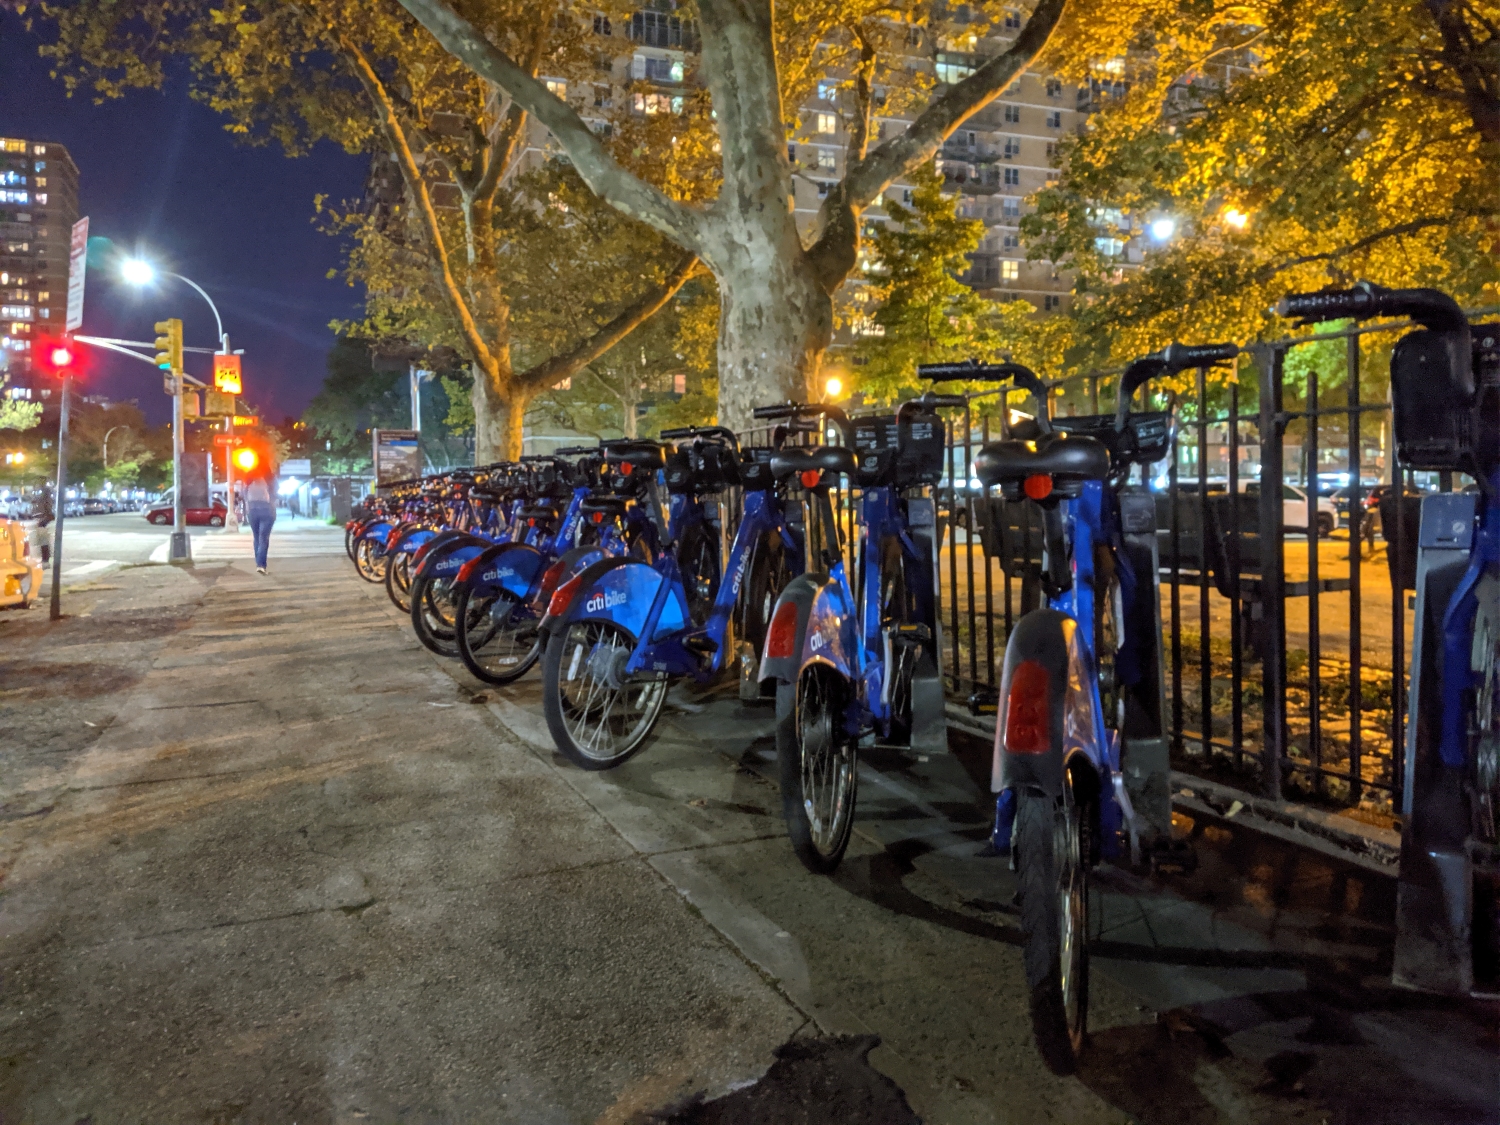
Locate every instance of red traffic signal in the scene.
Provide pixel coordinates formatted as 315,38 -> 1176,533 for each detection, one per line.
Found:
232,446 -> 260,473
36,337 -> 81,377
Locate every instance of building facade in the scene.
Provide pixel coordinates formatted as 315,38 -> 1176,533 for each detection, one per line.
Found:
0,137 -> 79,393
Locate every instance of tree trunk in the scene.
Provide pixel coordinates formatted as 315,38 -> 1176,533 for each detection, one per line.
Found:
472,361 -> 508,463
713,250 -> 832,431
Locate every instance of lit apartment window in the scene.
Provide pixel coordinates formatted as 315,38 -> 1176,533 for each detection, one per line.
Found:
36,291 -> 47,301
32,145 -> 44,155
673,373 -> 686,394
1094,237 -> 1125,257
1001,260 -> 1020,280
545,79 -> 567,99
1003,167 -> 1021,186
935,54 -> 975,84
38,308 -> 48,318
0,305 -> 32,318
815,112 -> 837,134
0,190 -> 27,204
1046,110 -> 1062,128
817,149 -> 836,171
817,81 -> 836,101
1002,198 -> 1021,218
1,140 -> 24,153
34,177 -> 45,187
35,194 -> 46,205
1004,105 -> 1021,124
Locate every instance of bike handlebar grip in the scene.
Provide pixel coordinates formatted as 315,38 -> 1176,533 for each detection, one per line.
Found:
1162,341 -> 1238,369
926,394 -> 968,409
1273,281 -> 1466,332
553,446 -> 598,456
752,403 -> 798,420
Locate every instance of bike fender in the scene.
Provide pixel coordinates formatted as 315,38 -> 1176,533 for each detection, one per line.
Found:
412,528 -> 477,571
393,526 -> 436,555
460,542 -> 545,599
418,538 -> 489,584
992,609 -> 1098,800
565,557 -> 688,641
799,581 -> 856,681
758,572 -> 825,684
359,521 -> 393,545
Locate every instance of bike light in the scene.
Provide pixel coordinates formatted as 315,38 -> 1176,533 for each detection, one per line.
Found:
1004,659 -> 1051,753
800,469 -> 821,489
591,511 -> 605,524
386,528 -> 404,549
548,571 -> 586,617
620,461 -> 634,476
1023,473 -> 1053,500
540,558 -> 567,597
765,600 -> 800,659
456,556 -> 482,584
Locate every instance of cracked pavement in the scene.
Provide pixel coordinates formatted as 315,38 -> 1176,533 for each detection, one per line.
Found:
1,545 -> 1495,1124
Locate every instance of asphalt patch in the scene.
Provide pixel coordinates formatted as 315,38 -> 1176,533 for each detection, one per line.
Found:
643,1035 -> 920,1124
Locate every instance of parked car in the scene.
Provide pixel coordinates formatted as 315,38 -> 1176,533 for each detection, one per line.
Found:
144,501 -> 227,527
81,497 -> 112,515
1241,481 -> 1339,537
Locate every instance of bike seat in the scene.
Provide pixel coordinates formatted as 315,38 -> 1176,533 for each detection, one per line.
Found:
770,446 -> 858,481
517,505 -> 560,523
469,487 -> 502,502
605,441 -> 666,473
579,496 -> 630,516
973,432 -> 1111,488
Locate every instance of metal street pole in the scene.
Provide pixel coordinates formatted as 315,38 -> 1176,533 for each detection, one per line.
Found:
49,372 -> 71,620
222,333 -> 238,533
170,367 -> 191,562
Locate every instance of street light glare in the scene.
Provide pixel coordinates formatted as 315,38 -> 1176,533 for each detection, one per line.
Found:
825,376 -> 843,398
121,259 -> 157,286
1223,208 -> 1249,230
1149,218 -> 1176,241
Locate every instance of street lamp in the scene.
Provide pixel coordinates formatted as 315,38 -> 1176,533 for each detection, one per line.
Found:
102,424 -> 128,469
121,257 -> 240,545
1149,217 -> 1176,241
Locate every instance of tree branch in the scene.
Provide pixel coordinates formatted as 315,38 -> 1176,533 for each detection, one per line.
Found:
1254,214 -> 1464,281
518,251 -> 701,394
341,35 -> 496,374
846,24 -> 878,162
395,0 -> 708,252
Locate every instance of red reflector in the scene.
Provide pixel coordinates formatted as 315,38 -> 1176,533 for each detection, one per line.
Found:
539,559 -> 566,598
591,511 -> 605,524
456,556 -> 482,584
800,469 -> 821,489
1004,659 -> 1051,754
620,461 -> 634,475
765,600 -> 800,659
548,572 -> 586,617
386,528 -> 403,548
413,541 -> 435,566
1023,474 -> 1053,500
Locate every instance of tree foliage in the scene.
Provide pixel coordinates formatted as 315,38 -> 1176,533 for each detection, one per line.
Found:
1025,0 -> 1499,367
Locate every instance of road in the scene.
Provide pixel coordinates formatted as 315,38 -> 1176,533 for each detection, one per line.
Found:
0,526 -> 1494,1122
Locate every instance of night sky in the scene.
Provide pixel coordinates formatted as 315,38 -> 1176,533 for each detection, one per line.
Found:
0,12 -> 367,425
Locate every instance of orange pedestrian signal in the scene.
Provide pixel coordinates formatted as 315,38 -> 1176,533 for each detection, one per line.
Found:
213,354 -> 242,395
232,447 -> 260,473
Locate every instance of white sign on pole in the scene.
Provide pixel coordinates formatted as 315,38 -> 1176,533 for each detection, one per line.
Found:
280,458 -> 312,477
65,217 -> 89,331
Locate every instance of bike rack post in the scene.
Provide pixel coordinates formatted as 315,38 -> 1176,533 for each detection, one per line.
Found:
1252,343 -> 1288,802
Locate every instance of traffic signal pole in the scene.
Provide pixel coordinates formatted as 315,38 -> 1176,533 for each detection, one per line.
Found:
170,367 -> 190,563
49,371 -> 71,621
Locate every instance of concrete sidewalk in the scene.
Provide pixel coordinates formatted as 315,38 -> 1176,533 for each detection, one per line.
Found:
1,554 -> 1495,1124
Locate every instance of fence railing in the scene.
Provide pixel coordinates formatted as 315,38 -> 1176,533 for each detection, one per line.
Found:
720,312 -> 1500,815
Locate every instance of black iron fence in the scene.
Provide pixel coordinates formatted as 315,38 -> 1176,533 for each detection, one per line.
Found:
720,314 -> 1499,815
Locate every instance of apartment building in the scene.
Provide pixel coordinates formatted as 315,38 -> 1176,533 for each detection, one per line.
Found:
0,137 -> 78,393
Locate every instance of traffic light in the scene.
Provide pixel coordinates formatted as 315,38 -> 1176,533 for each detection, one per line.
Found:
36,337 -> 80,378
232,446 -> 260,473
154,318 -> 183,372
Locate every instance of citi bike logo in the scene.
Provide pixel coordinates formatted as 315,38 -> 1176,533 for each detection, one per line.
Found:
482,566 -> 516,582
729,551 -> 749,598
585,589 -> 628,613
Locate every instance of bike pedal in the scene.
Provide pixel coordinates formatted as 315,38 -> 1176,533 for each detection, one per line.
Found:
683,632 -> 718,657
891,623 -> 931,645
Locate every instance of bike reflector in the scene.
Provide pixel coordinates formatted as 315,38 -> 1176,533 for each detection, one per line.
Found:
548,571 -> 587,617
386,527 -> 405,549
800,469 -> 821,489
1023,473 -> 1053,500
591,511 -> 605,524
620,461 -> 634,475
540,558 -> 567,598
765,600 -> 800,659
456,555 -> 482,584
1004,659 -> 1051,754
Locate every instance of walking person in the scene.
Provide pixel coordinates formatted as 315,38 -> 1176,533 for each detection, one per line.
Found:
243,459 -> 278,575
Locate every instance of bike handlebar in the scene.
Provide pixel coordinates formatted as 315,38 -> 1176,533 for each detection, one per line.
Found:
552,446 -> 599,457
751,402 -> 824,421
1115,341 -> 1236,430
1275,281 -> 1468,333
659,425 -> 740,451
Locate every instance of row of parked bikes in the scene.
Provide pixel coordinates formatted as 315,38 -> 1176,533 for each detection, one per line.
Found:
342,283 -> 1500,1070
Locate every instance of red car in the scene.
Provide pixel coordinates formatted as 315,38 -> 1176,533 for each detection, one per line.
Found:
144,502 -> 227,527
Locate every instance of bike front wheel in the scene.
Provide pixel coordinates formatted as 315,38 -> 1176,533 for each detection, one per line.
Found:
542,619 -> 667,770
354,538 -> 387,584
385,548 -> 416,613
410,572 -> 461,657
1015,782 -> 1090,1075
776,670 -> 858,875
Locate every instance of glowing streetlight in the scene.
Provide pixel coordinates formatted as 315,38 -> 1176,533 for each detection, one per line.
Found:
1149,217 -> 1176,241
120,258 -> 157,286
824,375 -> 843,398
1222,208 -> 1249,230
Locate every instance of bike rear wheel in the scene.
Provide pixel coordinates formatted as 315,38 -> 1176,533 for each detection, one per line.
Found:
410,572 -> 461,657
455,584 -> 541,685
677,522 -> 721,626
354,538 -> 387,583
776,669 -> 858,874
542,619 -> 667,770
1016,781 -> 1090,1075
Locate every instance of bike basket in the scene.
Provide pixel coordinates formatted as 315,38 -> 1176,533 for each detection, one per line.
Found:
897,410 -> 946,488
853,414 -> 900,487
1391,328 -> 1475,471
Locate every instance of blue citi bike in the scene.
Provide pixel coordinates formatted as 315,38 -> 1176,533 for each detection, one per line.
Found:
953,347 -> 1230,1074
539,426 -> 805,770
1276,283 -> 1500,997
